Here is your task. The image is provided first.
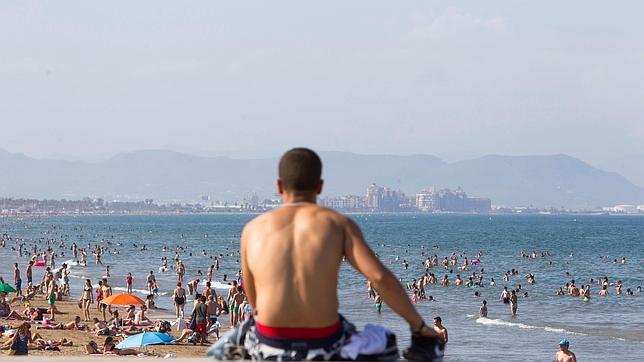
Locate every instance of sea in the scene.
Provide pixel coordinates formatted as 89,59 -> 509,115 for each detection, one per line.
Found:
0,214 -> 643,361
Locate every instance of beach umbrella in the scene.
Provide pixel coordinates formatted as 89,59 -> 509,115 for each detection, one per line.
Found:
0,283 -> 16,293
115,331 -> 174,349
100,293 -> 146,336
101,293 -> 145,306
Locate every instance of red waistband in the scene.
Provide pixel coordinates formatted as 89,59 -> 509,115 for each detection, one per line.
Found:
256,319 -> 341,339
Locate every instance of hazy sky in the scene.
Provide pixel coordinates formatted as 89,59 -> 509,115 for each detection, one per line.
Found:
1,1 -> 643,164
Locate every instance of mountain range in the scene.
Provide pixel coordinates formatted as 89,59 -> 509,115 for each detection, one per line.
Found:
1,148 -> 643,209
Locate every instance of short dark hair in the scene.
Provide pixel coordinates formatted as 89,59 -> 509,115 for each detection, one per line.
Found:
278,148 -> 322,192
434,316 -> 442,323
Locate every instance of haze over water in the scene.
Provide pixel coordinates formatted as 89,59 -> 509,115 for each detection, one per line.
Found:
1,214 -> 642,361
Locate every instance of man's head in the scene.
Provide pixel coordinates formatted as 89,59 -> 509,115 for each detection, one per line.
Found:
559,338 -> 570,351
277,148 -> 323,195
433,316 -> 442,326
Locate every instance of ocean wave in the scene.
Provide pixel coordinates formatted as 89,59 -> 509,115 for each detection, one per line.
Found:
475,317 -> 586,336
199,280 -> 234,289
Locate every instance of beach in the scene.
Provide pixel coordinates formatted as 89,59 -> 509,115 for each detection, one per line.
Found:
1,296 -> 214,357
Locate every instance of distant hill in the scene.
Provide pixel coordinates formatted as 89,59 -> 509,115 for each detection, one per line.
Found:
0,148 -> 643,209
598,154 -> 644,189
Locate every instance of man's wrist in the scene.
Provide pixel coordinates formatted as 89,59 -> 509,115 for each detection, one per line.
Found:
410,319 -> 426,333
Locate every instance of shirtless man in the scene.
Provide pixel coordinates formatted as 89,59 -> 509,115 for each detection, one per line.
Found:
230,286 -> 245,327
25,261 -> 33,285
187,279 -> 200,295
433,317 -> 448,344
146,271 -> 156,294
555,339 -> 577,362
207,265 -> 215,283
203,281 -> 217,301
235,148 -> 442,361
479,300 -> 488,317
100,278 -> 113,321
13,263 -> 22,297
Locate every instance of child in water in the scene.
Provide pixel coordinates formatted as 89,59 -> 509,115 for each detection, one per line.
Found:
374,294 -> 382,314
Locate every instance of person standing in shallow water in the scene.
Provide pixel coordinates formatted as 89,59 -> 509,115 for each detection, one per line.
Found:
479,300 -> 488,317
555,339 -> 576,362
433,317 -> 448,344
510,290 -> 518,317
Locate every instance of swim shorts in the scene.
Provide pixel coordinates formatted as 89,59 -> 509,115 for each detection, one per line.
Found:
207,315 -> 399,361
195,323 -> 207,334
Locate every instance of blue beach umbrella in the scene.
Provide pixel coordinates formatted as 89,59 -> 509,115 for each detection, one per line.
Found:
116,332 -> 174,349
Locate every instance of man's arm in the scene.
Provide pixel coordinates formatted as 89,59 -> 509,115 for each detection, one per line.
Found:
240,225 -> 256,309
342,217 -> 435,335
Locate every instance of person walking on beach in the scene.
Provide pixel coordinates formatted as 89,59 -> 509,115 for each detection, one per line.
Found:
100,278 -> 113,321
47,279 -> 58,321
13,263 -> 22,298
125,272 -> 133,294
555,338 -> 576,362
233,148 -> 442,360
193,295 -> 209,344
95,280 -> 104,312
25,261 -> 33,285
173,281 -> 187,318
81,279 -> 94,322
146,271 -> 156,295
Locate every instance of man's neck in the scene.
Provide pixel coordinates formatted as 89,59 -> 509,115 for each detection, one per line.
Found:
281,192 -> 317,205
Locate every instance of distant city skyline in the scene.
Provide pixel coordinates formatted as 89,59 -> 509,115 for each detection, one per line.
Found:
1,1 -> 643,167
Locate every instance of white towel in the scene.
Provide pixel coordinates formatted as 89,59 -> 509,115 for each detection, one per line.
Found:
340,324 -> 389,359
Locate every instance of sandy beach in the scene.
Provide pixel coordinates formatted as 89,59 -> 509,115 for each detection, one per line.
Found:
1,295 -> 219,357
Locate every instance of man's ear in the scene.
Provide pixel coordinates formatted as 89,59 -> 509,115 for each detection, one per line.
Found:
317,179 -> 324,195
276,179 -> 285,195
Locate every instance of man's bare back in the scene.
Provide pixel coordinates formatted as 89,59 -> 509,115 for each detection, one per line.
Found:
241,203 -> 346,327
238,147 -> 438,357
